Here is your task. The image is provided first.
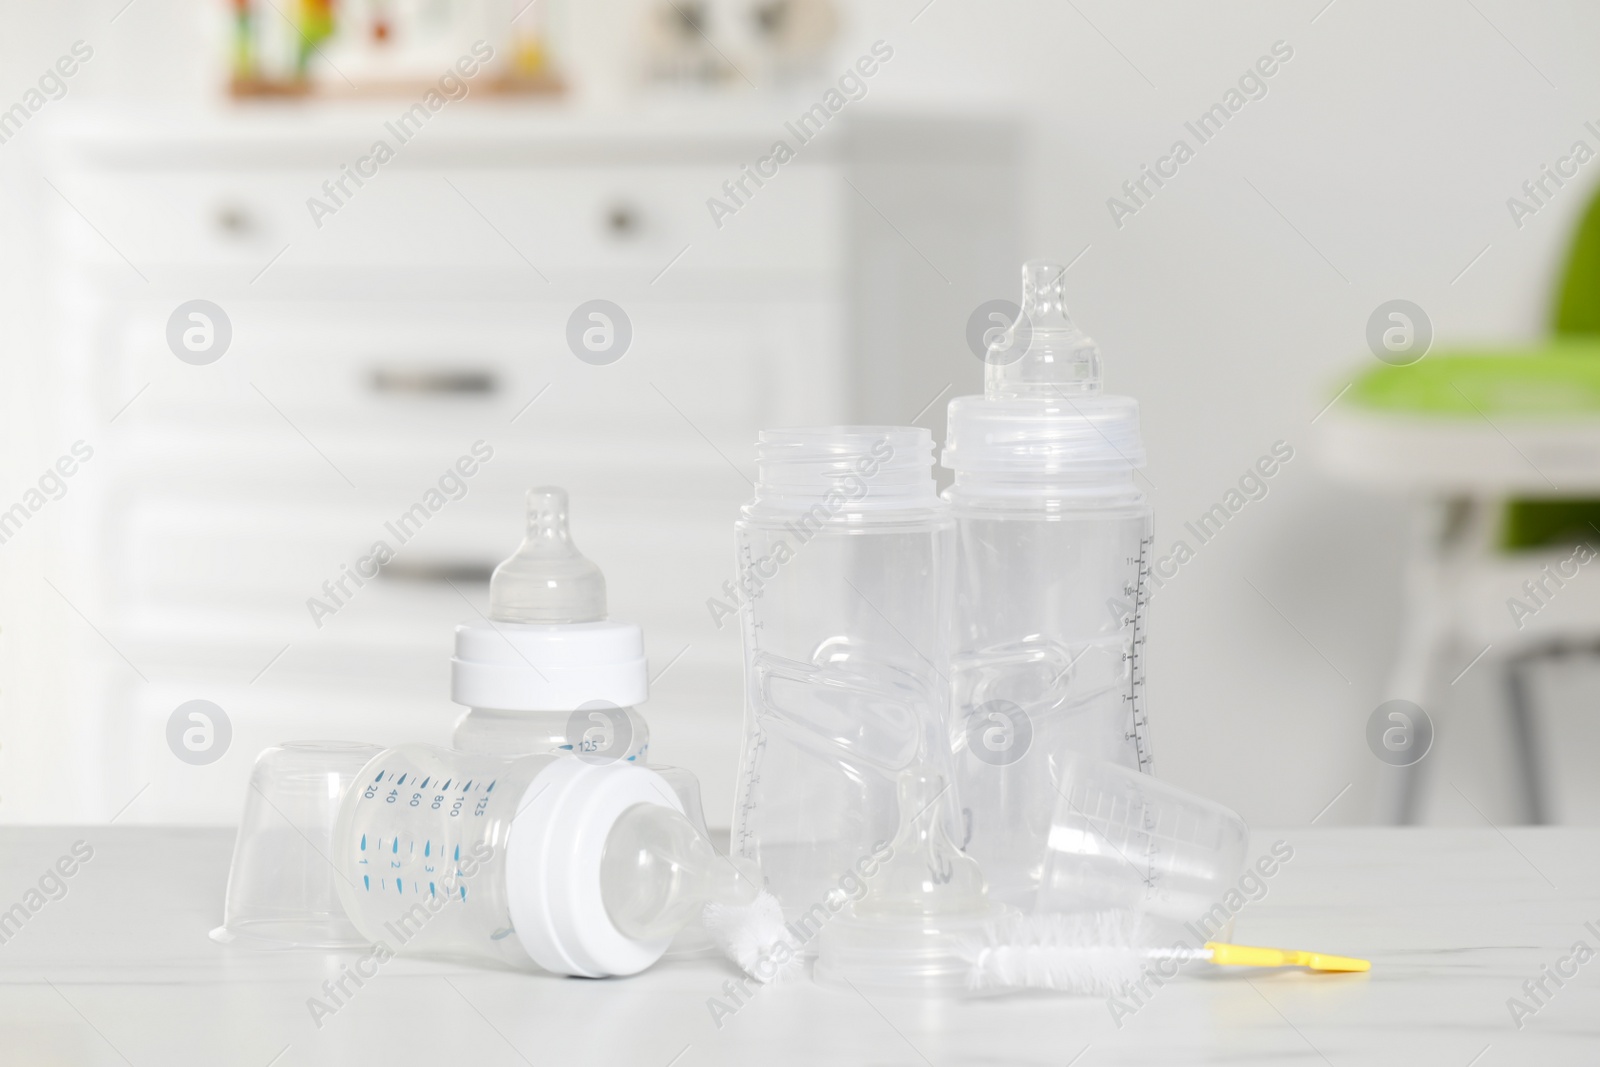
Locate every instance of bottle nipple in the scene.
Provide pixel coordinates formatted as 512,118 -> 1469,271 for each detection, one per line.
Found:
813,763 -> 1000,990
601,802 -> 722,943
488,487 -> 607,624
854,765 -> 988,917
986,259 -> 1104,400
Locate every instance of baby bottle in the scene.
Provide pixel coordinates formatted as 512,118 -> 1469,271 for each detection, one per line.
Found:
451,487 -> 649,765
331,744 -> 749,976
728,427 -> 958,922
942,261 -> 1154,908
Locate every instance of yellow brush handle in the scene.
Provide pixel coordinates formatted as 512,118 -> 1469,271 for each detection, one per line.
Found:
1204,941 -> 1370,973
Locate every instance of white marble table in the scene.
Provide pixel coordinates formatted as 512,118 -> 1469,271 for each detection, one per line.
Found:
0,826 -> 1596,1065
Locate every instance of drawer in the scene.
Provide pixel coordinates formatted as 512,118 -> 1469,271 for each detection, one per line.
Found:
111,489 -> 740,609
91,295 -> 844,442
49,164 -> 842,281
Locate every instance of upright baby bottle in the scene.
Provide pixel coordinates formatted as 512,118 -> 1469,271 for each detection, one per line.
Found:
331,744 -> 750,976
943,261 -> 1154,908
451,487 -> 649,764
729,428 -> 958,921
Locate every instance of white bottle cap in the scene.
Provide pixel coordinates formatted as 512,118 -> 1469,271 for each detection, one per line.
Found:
451,619 -> 648,711
505,758 -> 684,977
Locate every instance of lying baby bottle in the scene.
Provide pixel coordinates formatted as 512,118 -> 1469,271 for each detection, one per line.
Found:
451,487 -> 650,765
332,745 -> 751,976
943,261 -> 1154,908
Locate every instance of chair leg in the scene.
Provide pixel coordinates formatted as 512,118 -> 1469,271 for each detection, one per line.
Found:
1375,499 -> 1459,825
1505,653 -> 1550,825
1374,647 -> 1446,826
1389,748 -> 1427,825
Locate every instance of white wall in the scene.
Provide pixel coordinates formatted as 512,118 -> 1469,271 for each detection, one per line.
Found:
843,0 -> 1600,827
6,0 -> 1598,826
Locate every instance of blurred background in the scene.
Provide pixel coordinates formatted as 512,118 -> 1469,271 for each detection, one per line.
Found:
3,0 -> 1599,831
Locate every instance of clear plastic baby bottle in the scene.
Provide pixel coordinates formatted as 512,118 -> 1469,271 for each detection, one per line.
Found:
451,487 -> 649,765
942,261 -> 1154,908
331,744 -> 749,977
728,427 -> 958,922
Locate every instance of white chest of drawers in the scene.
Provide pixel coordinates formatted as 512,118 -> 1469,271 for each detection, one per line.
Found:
19,104 -> 1020,825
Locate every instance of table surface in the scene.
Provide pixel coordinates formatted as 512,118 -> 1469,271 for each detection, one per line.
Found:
0,826 -> 1596,1066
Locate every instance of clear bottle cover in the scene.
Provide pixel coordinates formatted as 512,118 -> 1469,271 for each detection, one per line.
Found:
945,261 -> 1154,910
1037,753 -> 1248,942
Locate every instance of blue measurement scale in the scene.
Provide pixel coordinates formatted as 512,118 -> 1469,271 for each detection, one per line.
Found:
352,765 -> 497,899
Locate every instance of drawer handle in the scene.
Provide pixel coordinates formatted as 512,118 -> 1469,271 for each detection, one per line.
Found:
214,203 -> 256,238
606,202 -> 641,238
369,367 -> 498,396
376,560 -> 495,583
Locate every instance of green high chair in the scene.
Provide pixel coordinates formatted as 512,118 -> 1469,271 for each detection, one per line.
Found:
1318,192 -> 1600,825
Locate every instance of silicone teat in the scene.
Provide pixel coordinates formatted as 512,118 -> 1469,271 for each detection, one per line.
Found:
855,766 -> 988,918
985,260 -> 1104,400
600,802 -> 756,942
488,487 -> 607,624
814,764 -> 999,990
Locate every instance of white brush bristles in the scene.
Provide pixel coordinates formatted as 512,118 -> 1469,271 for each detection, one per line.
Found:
702,891 -> 805,984
960,911 -> 1153,995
